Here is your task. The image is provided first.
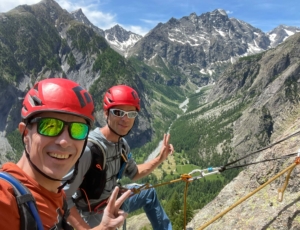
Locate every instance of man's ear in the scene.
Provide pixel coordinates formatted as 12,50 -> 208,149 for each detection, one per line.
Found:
104,110 -> 109,117
18,122 -> 27,134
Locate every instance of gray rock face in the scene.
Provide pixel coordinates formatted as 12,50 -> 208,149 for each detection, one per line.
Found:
267,25 -> 300,47
127,9 -> 270,85
105,25 -> 142,57
70,8 -> 105,37
126,9 -> 299,88
70,10 -> 142,56
69,8 -> 299,89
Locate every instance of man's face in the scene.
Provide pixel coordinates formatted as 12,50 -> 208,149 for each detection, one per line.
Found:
107,105 -> 137,136
21,112 -> 87,180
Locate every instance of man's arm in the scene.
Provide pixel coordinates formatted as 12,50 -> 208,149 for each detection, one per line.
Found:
68,206 -> 91,230
132,133 -> 174,181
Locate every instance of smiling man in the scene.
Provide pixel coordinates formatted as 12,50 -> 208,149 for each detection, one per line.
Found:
64,85 -> 174,230
0,78 -> 130,230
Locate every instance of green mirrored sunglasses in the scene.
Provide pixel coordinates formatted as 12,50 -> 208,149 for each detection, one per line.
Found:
29,117 -> 89,140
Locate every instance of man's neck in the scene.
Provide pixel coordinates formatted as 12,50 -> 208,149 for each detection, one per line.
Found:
17,155 -> 61,193
100,126 -> 120,143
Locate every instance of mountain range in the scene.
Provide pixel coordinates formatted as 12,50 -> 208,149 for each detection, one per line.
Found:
70,8 -> 142,57
0,0 -> 300,229
72,8 -> 300,87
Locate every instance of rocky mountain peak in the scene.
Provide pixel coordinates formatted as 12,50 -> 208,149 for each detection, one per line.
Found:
69,9 -> 141,56
104,25 -> 142,56
38,0 -> 63,12
70,8 -> 105,37
188,12 -> 197,22
72,8 -> 83,15
267,24 -> 300,47
71,8 -> 92,26
215,8 -> 228,16
167,17 -> 179,25
128,8 -> 269,86
105,24 -> 131,41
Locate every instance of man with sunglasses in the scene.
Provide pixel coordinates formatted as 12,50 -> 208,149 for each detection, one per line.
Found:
0,78 -> 130,230
64,85 -> 173,230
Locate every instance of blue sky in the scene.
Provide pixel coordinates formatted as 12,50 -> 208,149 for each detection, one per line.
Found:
1,0 -> 300,36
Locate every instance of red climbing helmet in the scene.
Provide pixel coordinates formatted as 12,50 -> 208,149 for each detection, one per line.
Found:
103,85 -> 140,111
21,78 -> 95,126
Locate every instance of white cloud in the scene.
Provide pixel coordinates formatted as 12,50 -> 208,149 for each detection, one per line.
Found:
0,0 -> 40,13
57,0 -> 117,29
0,0 -> 118,30
123,25 -> 149,36
141,19 -> 161,25
226,10 -> 233,14
57,0 -> 150,34
82,8 -> 116,29
0,0 -> 151,35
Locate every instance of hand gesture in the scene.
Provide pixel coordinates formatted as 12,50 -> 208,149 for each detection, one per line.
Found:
96,187 -> 131,230
159,133 -> 174,162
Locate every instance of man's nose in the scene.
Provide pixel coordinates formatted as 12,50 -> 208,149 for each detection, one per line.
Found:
55,126 -> 72,147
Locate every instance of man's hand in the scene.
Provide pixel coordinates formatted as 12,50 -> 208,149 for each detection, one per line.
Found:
93,187 -> 131,230
159,133 -> 174,162
133,133 -> 175,181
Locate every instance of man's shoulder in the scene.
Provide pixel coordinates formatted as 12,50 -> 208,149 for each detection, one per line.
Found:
0,171 -> 26,213
89,127 -> 104,139
1,163 -> 28,184
0,174 -> 16,195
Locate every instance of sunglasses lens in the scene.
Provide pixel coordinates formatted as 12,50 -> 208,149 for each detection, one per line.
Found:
111,109 -> 125,117
111,109 -> 138,118
38,118 -> 64,137
70,123 -> 89,140
127,111 -> 138,118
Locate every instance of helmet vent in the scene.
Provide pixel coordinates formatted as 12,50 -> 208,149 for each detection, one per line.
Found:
31,95 -> 42,106
106,96 -> 114,103
22,105 -> 28,112
84,92 -> 92,103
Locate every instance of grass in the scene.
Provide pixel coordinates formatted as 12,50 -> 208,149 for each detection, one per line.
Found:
151,153 -> 224,182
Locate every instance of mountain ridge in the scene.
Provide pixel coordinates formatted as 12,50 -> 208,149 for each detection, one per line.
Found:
71,8 -> 300,86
